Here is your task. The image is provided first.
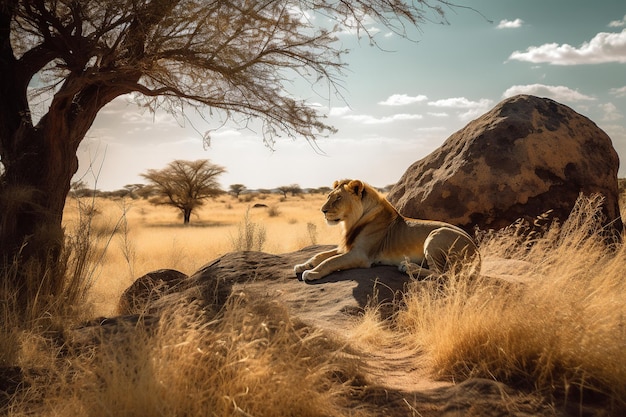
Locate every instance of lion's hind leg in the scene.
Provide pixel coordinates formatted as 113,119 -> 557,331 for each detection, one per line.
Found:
424,227 -> 480,276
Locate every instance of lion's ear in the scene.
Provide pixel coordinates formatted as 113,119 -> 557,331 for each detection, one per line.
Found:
347,180 -> 365,197
333,180 -> 340,189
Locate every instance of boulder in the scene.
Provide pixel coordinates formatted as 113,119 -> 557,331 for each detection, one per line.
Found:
118,269 -> 188,315
388,95 -> 623,237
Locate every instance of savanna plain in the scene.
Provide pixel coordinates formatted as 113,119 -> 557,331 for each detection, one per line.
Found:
2,187 -> 626,416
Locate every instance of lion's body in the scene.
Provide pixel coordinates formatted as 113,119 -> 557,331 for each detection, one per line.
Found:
294,179 -> 481,281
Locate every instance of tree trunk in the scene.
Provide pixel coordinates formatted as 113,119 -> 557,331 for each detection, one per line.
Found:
0,85 -> 115,312
0,125 -> 78,307
183,208 -> 192,224
0,1 -> 171,315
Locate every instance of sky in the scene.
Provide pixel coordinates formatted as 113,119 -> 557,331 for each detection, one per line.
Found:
77,0 -> 626,191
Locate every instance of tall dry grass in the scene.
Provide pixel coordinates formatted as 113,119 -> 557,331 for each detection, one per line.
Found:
8,297 -> 363,417
397,194 -> 626,408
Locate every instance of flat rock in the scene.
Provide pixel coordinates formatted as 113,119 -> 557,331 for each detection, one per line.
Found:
150,245 -> 413,327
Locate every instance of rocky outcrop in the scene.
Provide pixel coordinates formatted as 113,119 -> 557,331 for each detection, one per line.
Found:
140,245 -> 414,324
388,95 -> 623,237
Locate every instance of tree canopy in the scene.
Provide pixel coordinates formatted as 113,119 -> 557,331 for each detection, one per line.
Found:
229,184 -> 247,198
141,159 -> 225,224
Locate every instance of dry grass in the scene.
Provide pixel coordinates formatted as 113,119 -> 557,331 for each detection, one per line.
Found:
397,194 -> 626,408
61,193 -> 339,316
2,191 -> 626,415
8,297 -> 363,417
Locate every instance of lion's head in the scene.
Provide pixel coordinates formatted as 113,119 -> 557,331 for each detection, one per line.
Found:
321,179 -> 367,226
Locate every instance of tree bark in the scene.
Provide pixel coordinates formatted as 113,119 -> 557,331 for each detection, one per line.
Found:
183,209 -> 192,224
0,101 -> 97,306
0,75 -> 121,309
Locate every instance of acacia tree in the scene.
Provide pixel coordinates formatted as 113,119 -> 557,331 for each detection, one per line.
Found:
229,184 -> 246,199
141,159 -> 225,224
0,0 -> 453,306
278,184 -> 303,198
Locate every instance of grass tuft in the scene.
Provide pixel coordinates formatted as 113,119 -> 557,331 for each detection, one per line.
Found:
230,207 -> 267,252
397,194 -> 626,409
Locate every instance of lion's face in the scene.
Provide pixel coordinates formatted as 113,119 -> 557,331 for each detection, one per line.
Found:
321,180 -> 365,226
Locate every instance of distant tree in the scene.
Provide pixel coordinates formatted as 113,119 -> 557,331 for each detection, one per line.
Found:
288,184 -> 303,197
141,159 -> 225,224
278,184 -> 303,198
123,184 -> 147,199
70,180 -> 88,197
277,186 -> 289,199
315,186 -> 332,195
107,189 -> 131,199
229,184 -> 247,199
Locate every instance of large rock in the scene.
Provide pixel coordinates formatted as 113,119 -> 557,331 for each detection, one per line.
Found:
119,269 -> 188,315
124,248 -> 528,329
145,245 -> 414,325
388,95 -> 623,237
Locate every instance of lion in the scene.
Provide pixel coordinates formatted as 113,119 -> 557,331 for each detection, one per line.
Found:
294,179 -> 481,282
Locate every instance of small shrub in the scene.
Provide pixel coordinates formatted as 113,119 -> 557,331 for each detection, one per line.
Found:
230,207 -> 266,251
307,222 -> 318,245
241,193 -> 259,203
267,204 -> 281,217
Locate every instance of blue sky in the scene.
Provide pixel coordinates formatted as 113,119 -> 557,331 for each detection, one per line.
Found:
79,0 -> 626,190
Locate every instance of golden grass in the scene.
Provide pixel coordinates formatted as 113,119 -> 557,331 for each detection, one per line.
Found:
61,193 -> 339,316
397,195 -> 626,408
2,191 -> 626,415
8,298 -> 363,417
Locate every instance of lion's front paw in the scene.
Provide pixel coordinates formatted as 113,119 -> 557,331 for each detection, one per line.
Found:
301,270 -> 322,282
294,263 -> 309,274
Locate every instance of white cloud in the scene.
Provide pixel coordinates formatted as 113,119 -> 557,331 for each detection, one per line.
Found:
342,113 -> 422,124
502,84 -> 596,102
427,112 -> 449,117
427,97 -> 493,121
508,28 -> 626,65
609,86 -> 626,97
415,126 -> 447,132
210,129 -> 243,138
496,18 -> 524,29
601,102 -> 623,121
427,97 -> 490,109
378,94 -> 428,106
458,107 -> 491,121
328,106 -> 352,117
608,15 -> 626,28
